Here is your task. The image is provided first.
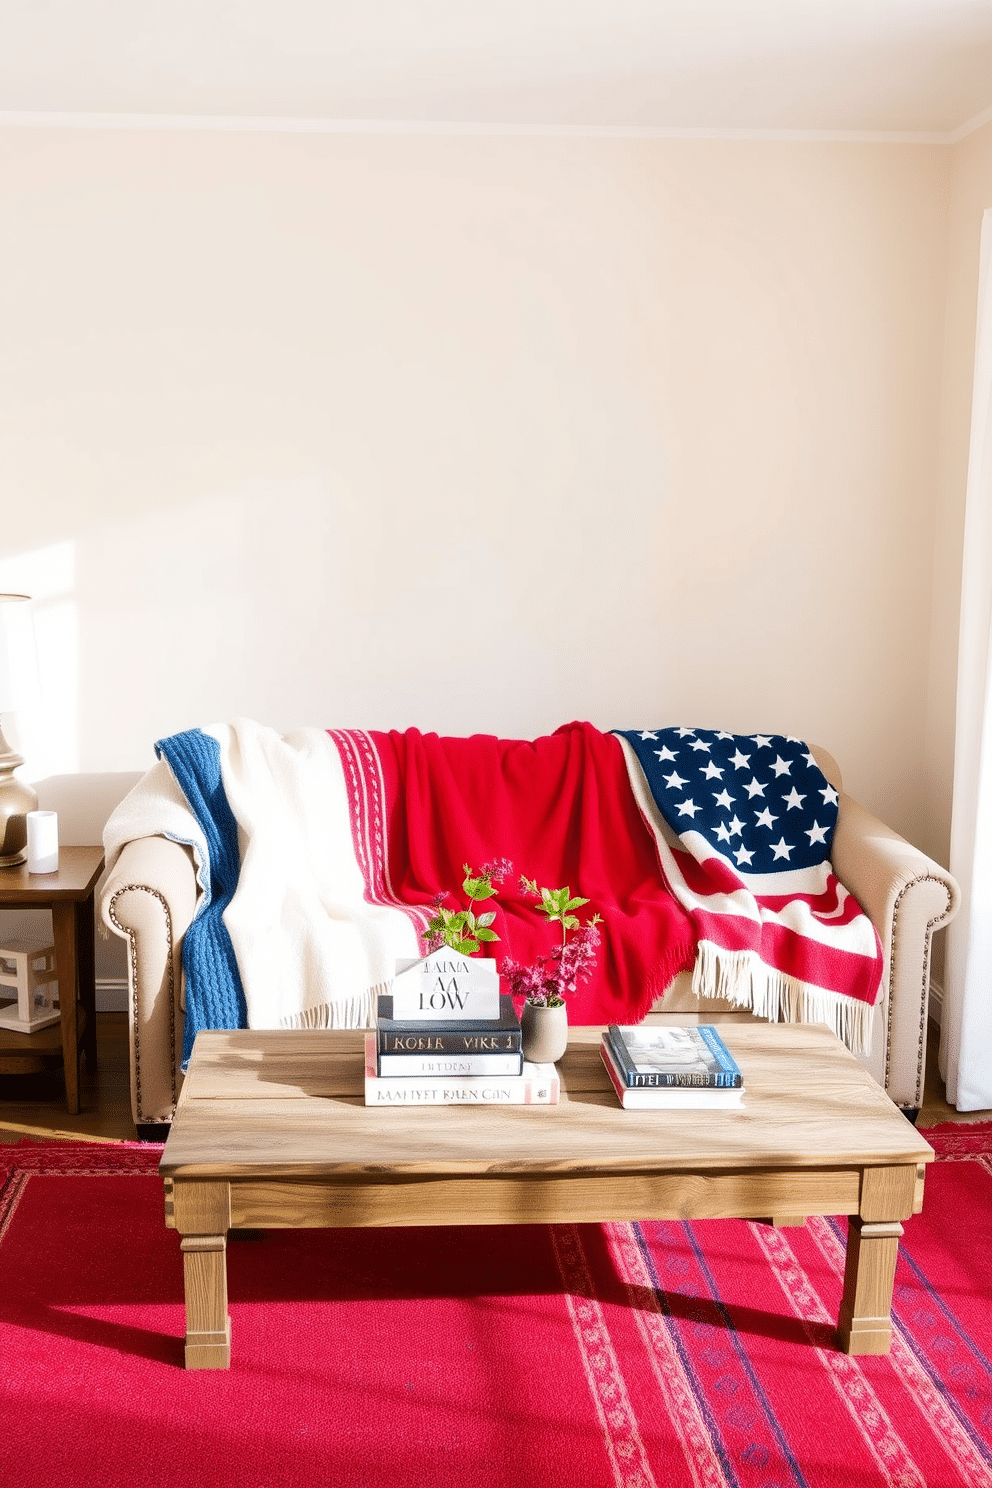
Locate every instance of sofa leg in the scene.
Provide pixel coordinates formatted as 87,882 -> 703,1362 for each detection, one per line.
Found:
899,1107 -> 920,1126
135,1121 -> 172,1142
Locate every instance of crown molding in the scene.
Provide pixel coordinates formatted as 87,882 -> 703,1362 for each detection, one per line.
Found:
0,110 -> 958,145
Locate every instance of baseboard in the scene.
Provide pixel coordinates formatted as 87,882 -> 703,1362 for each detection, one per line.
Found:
96,977 -> 127,1013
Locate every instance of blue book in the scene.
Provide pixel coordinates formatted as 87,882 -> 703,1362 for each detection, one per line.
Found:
604,1024 -> 744,1088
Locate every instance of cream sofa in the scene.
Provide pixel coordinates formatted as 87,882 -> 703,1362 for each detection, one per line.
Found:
100,746 -> 959,1137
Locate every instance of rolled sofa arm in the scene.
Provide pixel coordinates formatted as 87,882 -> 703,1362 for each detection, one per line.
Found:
829,790 -> 959,1108
100,836 -> 199,1132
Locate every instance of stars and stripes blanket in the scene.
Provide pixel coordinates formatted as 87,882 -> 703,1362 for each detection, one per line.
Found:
615,727 -> 883,1054
102,719 -> 882,1065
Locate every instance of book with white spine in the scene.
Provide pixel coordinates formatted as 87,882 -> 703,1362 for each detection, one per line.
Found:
377,1051 -> 523,1077
364,1034 -> 558,1106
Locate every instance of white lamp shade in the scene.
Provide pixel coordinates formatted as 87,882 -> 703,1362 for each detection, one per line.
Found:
0,595 -> 35,714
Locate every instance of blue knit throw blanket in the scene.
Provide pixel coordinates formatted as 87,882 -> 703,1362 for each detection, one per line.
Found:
156,729 -> 248,1066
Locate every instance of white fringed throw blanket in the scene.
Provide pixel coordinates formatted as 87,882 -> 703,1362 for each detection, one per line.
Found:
103,721 -> 422,1063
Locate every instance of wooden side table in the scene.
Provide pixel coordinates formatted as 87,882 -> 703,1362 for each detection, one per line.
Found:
0,846 -> 105,1114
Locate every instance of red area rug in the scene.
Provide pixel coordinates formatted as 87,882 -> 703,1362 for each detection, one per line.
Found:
1,1127 -> 990,1488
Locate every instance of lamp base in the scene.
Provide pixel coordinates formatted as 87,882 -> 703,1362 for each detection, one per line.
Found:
0,728 -> 39,867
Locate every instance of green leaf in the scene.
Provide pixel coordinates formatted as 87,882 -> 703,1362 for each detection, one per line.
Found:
458,938 -> 481,955
565,895 -> 589,911
475,927 -> 499,942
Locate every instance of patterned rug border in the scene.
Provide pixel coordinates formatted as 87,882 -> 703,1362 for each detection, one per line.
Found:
0,1140 -> 165,1177
918,1120 -> 992,1156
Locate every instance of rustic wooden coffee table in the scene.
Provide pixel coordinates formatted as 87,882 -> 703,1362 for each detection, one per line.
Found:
160,1022 -> 933,1369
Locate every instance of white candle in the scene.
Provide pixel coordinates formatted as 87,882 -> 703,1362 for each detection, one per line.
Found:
27,810 -> 58,874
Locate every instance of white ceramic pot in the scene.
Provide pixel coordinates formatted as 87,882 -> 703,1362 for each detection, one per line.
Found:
521,1000 -> 569,1064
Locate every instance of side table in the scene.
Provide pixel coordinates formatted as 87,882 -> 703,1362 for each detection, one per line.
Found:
0,846 -> 105,1114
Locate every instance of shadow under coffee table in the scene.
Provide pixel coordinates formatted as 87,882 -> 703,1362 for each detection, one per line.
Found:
160,1022 -> 933,1369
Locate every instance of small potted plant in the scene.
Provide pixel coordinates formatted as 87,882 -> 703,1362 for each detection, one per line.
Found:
423,859 -> 513,954
423,862 -> 601,1064
502,878 -> 602,1063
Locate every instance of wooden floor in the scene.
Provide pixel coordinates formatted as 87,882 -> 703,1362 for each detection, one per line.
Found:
0,1012 -> 133,1145
0,1012 -> 988,1145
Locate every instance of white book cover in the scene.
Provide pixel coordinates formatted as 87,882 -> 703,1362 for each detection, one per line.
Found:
377,1051 -> 523,1077
364,1034 -> 559,1105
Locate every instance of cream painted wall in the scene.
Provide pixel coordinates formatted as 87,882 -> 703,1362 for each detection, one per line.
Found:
0,128 -> 950,859
0,128 -> 962,1002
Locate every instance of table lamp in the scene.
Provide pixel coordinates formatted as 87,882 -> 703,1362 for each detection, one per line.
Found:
0,593 -> 39,866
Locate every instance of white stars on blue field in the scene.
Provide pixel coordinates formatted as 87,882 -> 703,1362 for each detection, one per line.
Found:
618,728 -> 839,873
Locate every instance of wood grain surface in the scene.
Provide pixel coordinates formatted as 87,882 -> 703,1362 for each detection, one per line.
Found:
161,1023 -> 934,1180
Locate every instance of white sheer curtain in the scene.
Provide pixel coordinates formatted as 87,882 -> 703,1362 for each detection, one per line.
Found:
943,208 -> 992,1110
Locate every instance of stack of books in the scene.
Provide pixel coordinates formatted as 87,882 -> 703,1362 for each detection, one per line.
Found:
601,1023 -> 745,1108
365,994 -> 560,1105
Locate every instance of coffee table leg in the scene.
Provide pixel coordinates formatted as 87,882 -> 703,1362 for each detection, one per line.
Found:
837,1217 -> 903,1354
180,1233 -> 232,1369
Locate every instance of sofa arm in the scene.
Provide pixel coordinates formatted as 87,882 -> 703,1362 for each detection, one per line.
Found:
100,836 -> 199,1131
830,791 -> 959,1108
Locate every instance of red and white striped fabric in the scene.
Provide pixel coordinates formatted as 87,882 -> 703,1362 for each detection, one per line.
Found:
616,728 -> 883,1054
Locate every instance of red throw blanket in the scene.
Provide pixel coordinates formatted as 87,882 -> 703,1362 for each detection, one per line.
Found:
329,721 -> 695,1025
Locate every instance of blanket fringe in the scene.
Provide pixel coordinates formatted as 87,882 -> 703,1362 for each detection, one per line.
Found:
691,942 -> 874,1058
278,983 -> 379,1032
